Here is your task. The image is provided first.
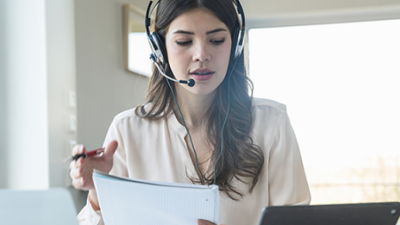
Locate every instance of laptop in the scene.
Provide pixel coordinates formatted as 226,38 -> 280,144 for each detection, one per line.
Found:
258,202 -> 400,225
0,188 -> 79,225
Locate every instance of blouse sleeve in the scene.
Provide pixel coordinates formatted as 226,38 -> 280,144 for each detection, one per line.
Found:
77,116 -> 128,225
267,108 -> 311,205
77,198 -> 104,225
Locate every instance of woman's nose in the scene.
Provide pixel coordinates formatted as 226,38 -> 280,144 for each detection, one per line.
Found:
192,43 -> 211,62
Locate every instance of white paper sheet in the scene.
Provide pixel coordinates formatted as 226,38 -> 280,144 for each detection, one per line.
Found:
93,170 -> 219,225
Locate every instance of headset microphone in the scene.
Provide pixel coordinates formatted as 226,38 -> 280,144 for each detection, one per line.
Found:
150,54 -> 195,87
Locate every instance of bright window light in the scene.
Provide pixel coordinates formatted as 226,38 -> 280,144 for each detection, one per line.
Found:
249,19 -> 400,204
128,32 -> 152,76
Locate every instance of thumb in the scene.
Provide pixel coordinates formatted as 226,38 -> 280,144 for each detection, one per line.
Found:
103,140 -> 118,159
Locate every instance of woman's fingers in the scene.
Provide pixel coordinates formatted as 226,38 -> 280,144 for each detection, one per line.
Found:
72,144 -> 85,156
69,156 -> 84,174
70,157 -> 86,189
71,167 -> 94,190
70,145 -> 92,190
70,141 -> 118,190
73,156 -> 84,168
72,177 -> 83,188
70,163 -> 84,178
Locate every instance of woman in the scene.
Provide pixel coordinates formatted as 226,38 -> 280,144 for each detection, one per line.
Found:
70,0 -> 311,224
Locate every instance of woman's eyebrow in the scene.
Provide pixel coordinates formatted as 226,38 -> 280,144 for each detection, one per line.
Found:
173,30 -> 194,35
172,28 -> 228,35
206,28 -> 228,34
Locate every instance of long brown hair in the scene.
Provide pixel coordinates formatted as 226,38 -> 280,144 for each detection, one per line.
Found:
136,0 -> 264,200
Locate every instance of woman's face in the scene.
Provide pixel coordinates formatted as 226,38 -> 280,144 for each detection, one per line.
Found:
165,8 -> 232,96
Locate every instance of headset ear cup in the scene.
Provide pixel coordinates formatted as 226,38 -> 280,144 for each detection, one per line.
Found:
151,32 -> 168,64
231,27 -> 240,59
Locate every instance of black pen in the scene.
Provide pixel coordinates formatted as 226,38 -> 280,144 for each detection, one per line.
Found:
64,147 -> 105,162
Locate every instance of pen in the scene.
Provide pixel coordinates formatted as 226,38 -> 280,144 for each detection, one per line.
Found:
64,147 -> 105,162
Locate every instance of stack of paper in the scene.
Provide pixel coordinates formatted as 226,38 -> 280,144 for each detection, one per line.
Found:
93,170 -> 219,225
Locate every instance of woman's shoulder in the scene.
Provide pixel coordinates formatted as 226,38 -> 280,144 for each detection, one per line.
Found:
111,103 -> 165,126
251,98 -> 293,140
113,107 -> 139,122
252,97 -> 287,114
107,108 -> 141,130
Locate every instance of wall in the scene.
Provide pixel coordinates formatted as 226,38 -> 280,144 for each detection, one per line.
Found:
46,0 -> 77,187
0,0 -> 7,189
0,0 -> 77,189
74,0 -> 149,150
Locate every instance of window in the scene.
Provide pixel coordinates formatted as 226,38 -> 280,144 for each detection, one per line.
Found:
249,19 -> 400,204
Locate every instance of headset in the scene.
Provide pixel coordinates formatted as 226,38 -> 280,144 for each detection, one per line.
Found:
145,0 -> 245,185
145,0 -> 245,87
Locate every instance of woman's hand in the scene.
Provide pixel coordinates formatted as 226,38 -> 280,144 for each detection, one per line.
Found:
197,219 -> 226,225
70,140 -> 118,210
69,140 -> 118,190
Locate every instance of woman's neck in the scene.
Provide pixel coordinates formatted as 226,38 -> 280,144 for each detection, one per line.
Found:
173,86 -> 215,129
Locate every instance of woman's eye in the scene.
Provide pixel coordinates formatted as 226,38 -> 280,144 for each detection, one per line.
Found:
176,41 -> 192,46
210,39 -> 225,45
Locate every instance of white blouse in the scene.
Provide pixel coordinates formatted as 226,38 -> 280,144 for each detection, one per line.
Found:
77,98 -> 311,225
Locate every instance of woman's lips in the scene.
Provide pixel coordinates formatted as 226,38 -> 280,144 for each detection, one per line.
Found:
189,68 -> 215,81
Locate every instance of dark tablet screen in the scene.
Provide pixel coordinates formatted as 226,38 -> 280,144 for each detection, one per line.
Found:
259,202 -> 400,225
